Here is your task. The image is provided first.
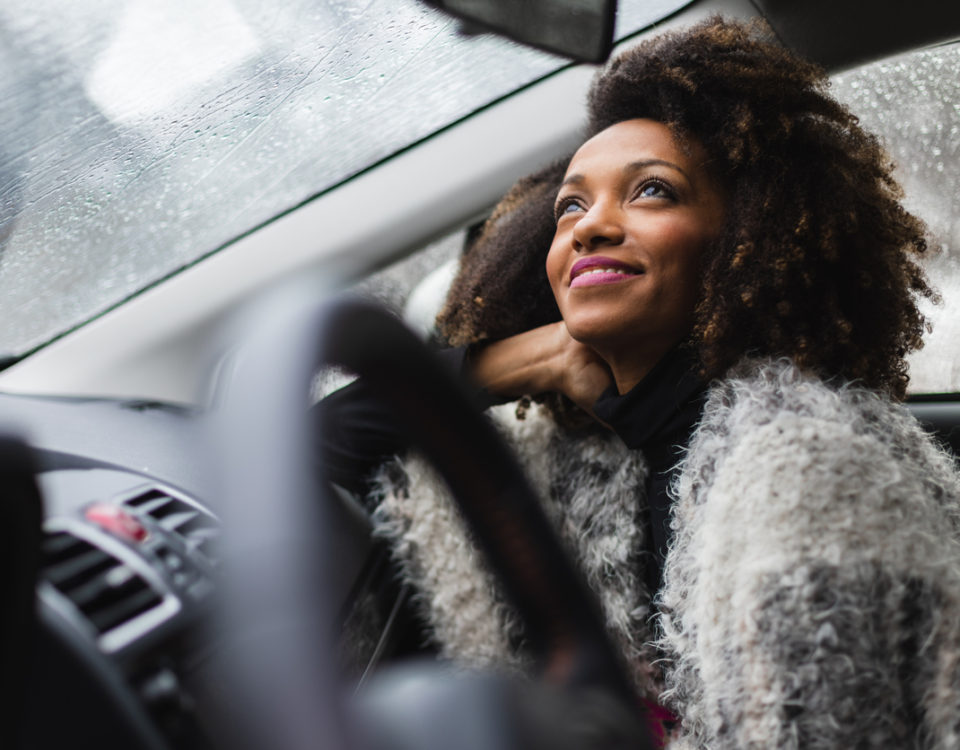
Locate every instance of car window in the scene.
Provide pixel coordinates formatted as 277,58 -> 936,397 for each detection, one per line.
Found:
350,228 -> 464,334
0,0 -> 691,361
832,42 -> 960,394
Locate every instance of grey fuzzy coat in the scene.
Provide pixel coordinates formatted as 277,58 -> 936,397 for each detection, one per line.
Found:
370,358 -> 960,749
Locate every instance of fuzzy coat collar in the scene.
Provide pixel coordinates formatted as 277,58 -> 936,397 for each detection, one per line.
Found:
370,358 -> 960,748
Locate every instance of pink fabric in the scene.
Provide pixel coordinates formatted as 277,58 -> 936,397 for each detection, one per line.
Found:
639,697 -> 680,748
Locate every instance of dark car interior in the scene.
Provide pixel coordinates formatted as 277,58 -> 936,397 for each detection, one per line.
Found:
4,0 -> 960,748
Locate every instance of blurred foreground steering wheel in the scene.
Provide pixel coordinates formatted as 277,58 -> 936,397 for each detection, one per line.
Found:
211,290 -> 654,750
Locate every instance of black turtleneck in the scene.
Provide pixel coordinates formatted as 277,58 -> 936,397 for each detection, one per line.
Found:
592,346 -> 707,595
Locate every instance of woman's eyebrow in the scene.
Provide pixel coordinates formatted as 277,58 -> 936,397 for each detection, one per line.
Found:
560,158 -> 690,188
625,158 -> 689,180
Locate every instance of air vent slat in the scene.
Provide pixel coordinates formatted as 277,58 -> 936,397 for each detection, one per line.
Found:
44,547 -> 114,588
161,509 -> 200,532
87,587 -> 164,633
140,498 -> 179,518
188,527 -> 219,542
123,488 -> 220,566
67,565 -> 136,608
178,512 -> 217,536
124,489 -> 168,508
42,532 -> 88,562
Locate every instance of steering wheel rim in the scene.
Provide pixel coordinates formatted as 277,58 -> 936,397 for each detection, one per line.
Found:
213,289 -> 652,750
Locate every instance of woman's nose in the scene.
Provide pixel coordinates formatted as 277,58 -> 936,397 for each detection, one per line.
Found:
571,201 -> 625,253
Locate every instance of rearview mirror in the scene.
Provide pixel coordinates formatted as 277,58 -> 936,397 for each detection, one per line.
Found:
421,0 -> 617,63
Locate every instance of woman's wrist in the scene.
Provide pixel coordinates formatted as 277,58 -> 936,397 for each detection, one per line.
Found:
466,322 -> 612,411
466,323 -> 567,398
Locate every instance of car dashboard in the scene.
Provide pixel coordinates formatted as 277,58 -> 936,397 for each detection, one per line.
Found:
33,474 -> 216,745
5,394 -> 216,748
9,383 -> 406,750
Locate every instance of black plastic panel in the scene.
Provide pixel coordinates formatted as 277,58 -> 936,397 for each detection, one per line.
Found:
754,0 -> 960,70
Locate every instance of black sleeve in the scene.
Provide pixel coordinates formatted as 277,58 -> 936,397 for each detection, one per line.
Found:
314,347 -> 504,496
315,376 -> 410,495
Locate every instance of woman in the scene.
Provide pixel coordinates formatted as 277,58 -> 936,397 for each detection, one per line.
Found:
322,17 -> 960,749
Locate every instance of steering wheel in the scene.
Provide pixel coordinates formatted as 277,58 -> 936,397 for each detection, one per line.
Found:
211,289 -> 654,750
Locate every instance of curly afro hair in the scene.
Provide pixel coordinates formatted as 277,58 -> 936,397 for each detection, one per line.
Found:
438,17 -> 937,399
438,159 -> 568,346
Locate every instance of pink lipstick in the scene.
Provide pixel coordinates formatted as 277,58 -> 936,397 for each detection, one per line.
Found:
569,256 -> 641,288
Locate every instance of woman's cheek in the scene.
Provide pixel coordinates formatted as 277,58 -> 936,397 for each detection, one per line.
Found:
545,242 -> 566,298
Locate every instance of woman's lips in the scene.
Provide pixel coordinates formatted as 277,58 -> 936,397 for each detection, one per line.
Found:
569,256 -> 642,288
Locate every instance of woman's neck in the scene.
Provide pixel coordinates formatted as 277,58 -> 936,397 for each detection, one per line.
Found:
593,336 -> 682,395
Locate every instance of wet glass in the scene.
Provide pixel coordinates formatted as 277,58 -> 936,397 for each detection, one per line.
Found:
0,0 -> 689,359
832,42 -> 960,393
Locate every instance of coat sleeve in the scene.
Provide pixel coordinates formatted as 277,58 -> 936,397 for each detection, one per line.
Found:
313,347 -> 499,496
661,411 -> 960,749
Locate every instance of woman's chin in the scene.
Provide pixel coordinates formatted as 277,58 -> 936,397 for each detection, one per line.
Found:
563,319 -> 638,358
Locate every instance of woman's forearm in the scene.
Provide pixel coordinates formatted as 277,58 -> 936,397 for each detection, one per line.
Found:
467,322 -> 613,414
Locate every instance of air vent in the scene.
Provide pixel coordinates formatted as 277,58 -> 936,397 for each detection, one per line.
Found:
42,531 -> 164,636
124,489 -> 219,564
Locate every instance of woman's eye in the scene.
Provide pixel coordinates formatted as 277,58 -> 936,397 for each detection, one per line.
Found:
636,180 -> 674,199
554,198 -> 583,220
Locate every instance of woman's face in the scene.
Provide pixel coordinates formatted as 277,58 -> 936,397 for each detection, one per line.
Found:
546,118 -> 725,358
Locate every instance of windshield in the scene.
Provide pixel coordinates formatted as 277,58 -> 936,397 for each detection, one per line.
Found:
0,0 -> 690,359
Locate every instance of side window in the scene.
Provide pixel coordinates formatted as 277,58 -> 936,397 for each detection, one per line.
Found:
312,229 -> 464,401
832,43 -> 960,394
349,229 -> 465,338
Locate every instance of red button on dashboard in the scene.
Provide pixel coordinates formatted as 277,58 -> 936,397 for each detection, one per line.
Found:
85,503 -> 149,543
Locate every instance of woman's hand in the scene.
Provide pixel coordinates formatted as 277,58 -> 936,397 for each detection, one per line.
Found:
467,322 -> 613,417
